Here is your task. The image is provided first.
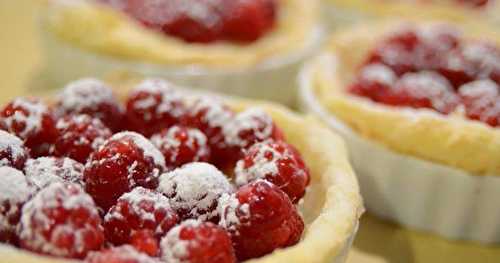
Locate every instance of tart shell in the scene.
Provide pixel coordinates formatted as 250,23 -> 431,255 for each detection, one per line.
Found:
39,0 -> 322,106
0,85 -> 363,262
299,33 -> 500,243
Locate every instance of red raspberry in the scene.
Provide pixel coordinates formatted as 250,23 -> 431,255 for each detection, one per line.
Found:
85,245 -> 161,263
182,97 -> 235,168
459,79 -> 500,127
130,230 -> 160,257
84,132 -> 166,210
218,180 -> 304,260
221,0 -> 277,42
461,41 -> 500,80
0,130 -> 29,170
436,50 -> 476,89
25,157 -> 84,190
235,140 -> 310,203
19,182 -> 104,259
126,79 -> 187,137
0,98 -> 58,157
387,71 -> 460,114
55,78 -> 125,132
53,114 -> 112,163
222,108 -> 284,166
160,219 -> 236,263
349,63 -> 398,102
0,167 -> 34,245
158,162 -> 233,221
151,125 -> 210,169
103,187 -> 179,246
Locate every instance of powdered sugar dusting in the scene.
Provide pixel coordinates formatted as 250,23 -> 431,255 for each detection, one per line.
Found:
160,219 -> 202,263
0,167 -> 33,233
234,141 -> 280,186
217,193 -> 250,233
223,108 -> 274,147
188,96 -> 234,129
459,79 -> 500,123
131,78 -> 185,118
110,132 -> 166,168
87,245 -> 160,263
19,182 -> 100,257
396,71 -> 458,112
24,157 -> 84,189
158,162 -> 232,220
0,130 -> 26,166
151,126 -> 209,164
2,98 -> 48,139
58,78 -> 116,112
359,63 -> 397,86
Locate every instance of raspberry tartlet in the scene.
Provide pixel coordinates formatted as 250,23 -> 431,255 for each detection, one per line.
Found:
0,77 -> 362,263
300,20 -> 500,243
41,0 -> 321,106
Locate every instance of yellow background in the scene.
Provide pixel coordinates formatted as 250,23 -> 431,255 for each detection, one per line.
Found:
0,1 -> 499,262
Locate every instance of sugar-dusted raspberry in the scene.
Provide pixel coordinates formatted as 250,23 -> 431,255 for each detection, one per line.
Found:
235,140 -> 310,203
0,130 -> 29,170
126,79 -> 187,137
436,49 -> 476,89
130,230 -> 160,257
158,162 -> 233,221
0,167 -> 34,245
24,157 -> 84,189
160,219 -> 236,263
84,132 -> 166,210
19,182 -> 104,259
459,79 -> 500,127
349,63 -> 398,102
85,245 -> 161,263
151,125 -> 210,169
461,41 -> 500,80
183,96 -> 235,167
103,187 -> 179,246
56,78 -> 124,131
388,71 -> 460,114
218,180 -> 304,260
221,0 -> 277,42
53,114 -> 112,163
223,108 -> 284,165
0,98 -> 58,157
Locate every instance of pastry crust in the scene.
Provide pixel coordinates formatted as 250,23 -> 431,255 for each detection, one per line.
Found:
0,84 -> 363,263
325,0 -> 500,23
43,0 -> 318,68
309,19 -> 500,176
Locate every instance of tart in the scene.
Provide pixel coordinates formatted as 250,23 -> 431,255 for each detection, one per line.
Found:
40,0 -> 321,106
322,0 -> 500,30
299,20 -> 500,243
0,77 -> 363,262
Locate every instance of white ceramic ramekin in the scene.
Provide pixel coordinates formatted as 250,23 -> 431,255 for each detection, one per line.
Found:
298,55 -> 500,244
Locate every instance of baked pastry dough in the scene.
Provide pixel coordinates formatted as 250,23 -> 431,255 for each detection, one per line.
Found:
0,82 -> 363,263
308,20 -> 500,176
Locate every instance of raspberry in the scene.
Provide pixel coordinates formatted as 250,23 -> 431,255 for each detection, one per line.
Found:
221,0 -> 277,42
158,162 -> 233,221
182,97 -> 235,168
19,182 -> 104,259
349,63 -> 398,102
103,187 -> 179,246
53,114 -> 112,163
0,98 -> 58,157
436,50 -> 476,89
85,245 -> 161,263
84,132 -> 166,210
126,79 -> 187,137
461,41 -> 500,80
0,130 -> 29,170
151,125 -> 210,169
130,230 -> 160,257
222,108 -> 284,166
24,157 -> 84,190
235,140 -> 310,203
388,71 -> 460,114
218,180 -> 304,260
459,79 -> 500,127
160,219 -> 236,263
55,78 -> 125,132
0,167 -> 34,245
